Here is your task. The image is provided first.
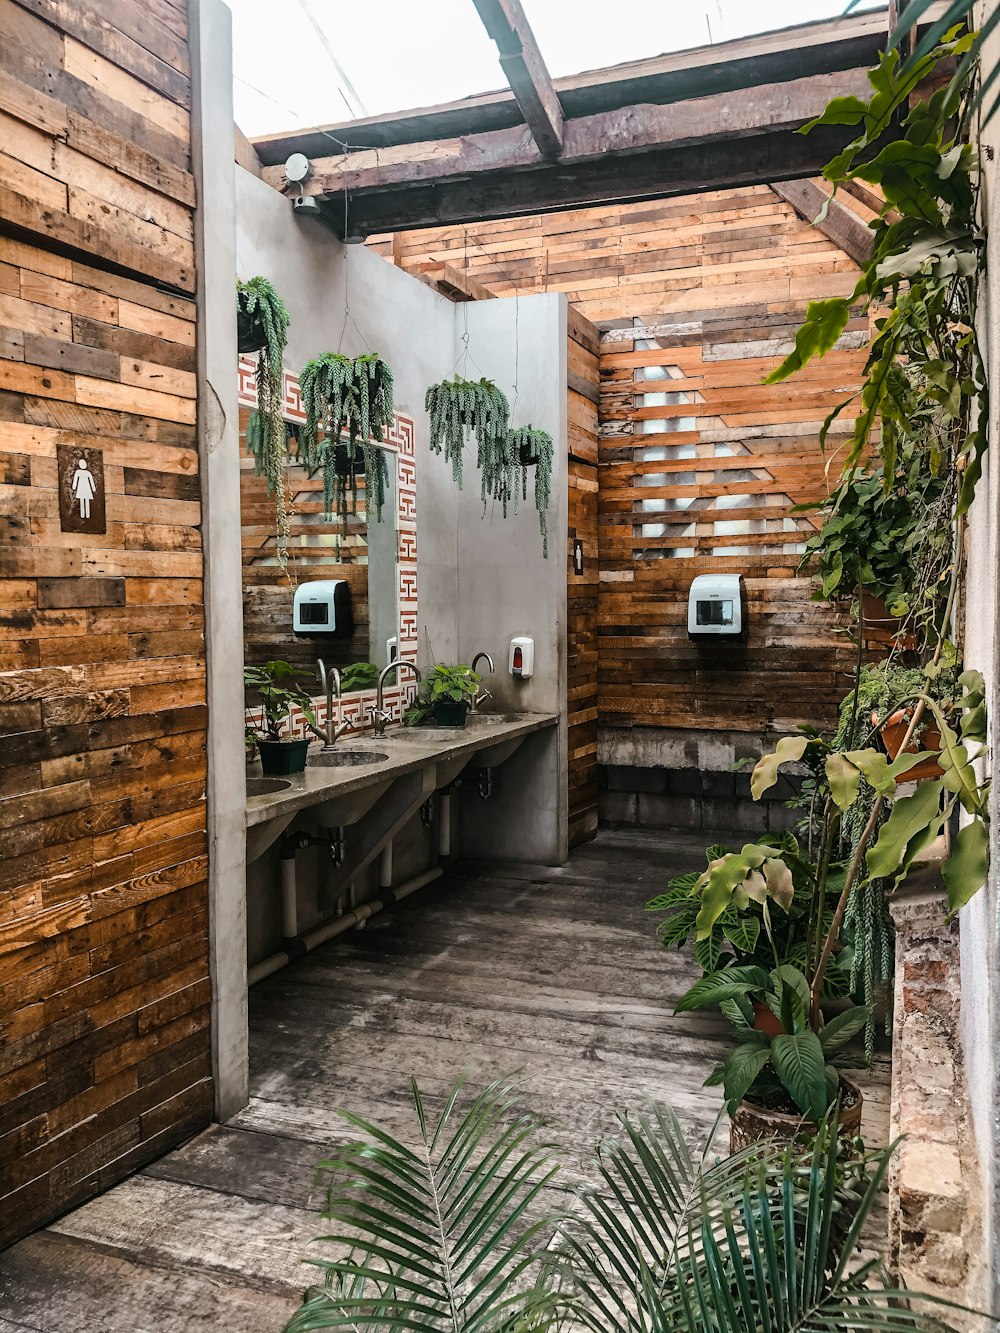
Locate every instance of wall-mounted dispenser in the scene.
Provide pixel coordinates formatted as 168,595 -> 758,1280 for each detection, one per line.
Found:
687,574 -> 744,639
293,579 -> 353,638
509,637 -> 534,679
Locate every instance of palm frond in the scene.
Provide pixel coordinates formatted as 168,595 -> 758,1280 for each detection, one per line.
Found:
285,1076 -> 564,1333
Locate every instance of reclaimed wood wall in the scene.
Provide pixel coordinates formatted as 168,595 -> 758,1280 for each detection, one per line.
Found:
566,307 -> 599,846
0,0 -> 209,1248
371,185 -> 868,743
239,404 -> 371,673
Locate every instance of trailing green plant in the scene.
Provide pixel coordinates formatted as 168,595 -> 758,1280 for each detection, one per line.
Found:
740,27 -> 993,1051
509,425 -> 555,558
799,368 -> 956,652
285,1074 -> 981,1333
238,277 -> 291,569
244,659 -> 316,742
425,375 -> 510,491
297,351 -> 393,530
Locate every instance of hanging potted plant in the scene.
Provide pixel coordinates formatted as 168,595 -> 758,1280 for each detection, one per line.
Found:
298,351 -> 393,532
238,277 -> 291,569
425,375 -> 509,491
244,660 -> 317,775
509,424 -> 554,558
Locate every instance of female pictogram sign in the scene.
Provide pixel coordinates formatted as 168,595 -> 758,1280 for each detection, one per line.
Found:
57,445 -> 106,534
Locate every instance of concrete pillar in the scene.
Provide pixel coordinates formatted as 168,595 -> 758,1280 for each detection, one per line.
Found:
190,0 -> 249,1118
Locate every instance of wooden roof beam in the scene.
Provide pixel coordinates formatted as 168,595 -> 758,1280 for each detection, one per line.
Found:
471,0 -> 564,158
770,178 -> 874,266
272,67 -> 872,210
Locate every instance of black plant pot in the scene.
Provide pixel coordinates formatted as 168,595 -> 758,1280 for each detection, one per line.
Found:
432,700 -> 469,728
258,738 -> 310,775
518,438 -> 541,466
237,306 -> 268,355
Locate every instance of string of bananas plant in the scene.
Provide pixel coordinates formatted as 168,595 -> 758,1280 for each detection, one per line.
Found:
239,276 -> 291,571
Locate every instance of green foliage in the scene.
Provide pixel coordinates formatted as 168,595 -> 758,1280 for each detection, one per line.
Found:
239,277 -> 291,569
798,375 -> 957,652
425,663 -> 482,706
288,1076 -> 971,1333
285,1076 -> 561,1333
509,425 -> 555,558
341,662 -> 380,693
683,959 -> 871,1121
425,376 -> 510,492
298,352 -> 394,532
244,659 -> 316,741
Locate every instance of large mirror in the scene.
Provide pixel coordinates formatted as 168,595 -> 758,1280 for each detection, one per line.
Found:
239,392 -> 400,695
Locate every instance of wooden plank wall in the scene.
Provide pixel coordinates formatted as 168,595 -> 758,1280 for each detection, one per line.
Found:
239,405 -> 371,673
566,307 -> 599,846
0,0 -> 210,1249
371,186 -> 868,742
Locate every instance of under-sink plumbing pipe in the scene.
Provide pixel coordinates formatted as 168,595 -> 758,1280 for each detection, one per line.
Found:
248,867 -> 444,986
438,792 -> 452,857
279,829 -> 342,941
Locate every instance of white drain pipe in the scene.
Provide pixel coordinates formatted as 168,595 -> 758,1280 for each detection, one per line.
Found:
248,867 -> 444,986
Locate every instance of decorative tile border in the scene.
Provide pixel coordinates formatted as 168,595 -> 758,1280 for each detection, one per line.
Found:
240,356 -> 419,740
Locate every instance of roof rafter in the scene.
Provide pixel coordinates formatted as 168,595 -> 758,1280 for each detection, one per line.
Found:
470,0 -> 564,158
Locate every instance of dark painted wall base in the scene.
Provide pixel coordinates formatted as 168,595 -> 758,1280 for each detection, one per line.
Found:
597,764 -> 801,836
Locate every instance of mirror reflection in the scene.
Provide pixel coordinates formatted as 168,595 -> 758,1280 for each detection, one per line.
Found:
240,405 -> 399,693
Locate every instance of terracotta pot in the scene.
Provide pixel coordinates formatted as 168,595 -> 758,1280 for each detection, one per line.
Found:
859,592 -> 917,650
873,707 -> 944,782
729,1074 -> 864,1153
752,999 -> 786,1038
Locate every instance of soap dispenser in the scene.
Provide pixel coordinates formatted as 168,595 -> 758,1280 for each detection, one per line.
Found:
509,637 -> 534,679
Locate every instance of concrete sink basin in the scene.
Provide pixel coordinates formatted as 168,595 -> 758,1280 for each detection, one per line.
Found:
394,728 -> 468,743
246,777 -> 292,796
466,713 -> 523,727
312,778 -> 395,826
309,749 -> 390,767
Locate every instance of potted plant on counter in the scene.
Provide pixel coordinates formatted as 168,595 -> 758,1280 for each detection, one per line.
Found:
402,664 -> 482,729
244,659 -> 317,775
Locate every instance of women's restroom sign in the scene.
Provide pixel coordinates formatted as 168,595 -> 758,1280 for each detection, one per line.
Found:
57,445 -> 106,534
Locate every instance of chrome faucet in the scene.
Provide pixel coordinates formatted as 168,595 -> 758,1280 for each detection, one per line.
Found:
469,651 -> 495,714
369,660 -> 422,737
311,659 -> 353,749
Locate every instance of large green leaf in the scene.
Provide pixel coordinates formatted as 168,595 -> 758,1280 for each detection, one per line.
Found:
763,298 -> 852,383
826,752 -> 861,812
943,818 -> 989,913
866,779 -> 945,883
674,966 -> 772,1015
770,1031 -> 828,1123
722,914 -> 760,955
819,1006 -> 872,1055
750,736 -> 808,799
720,1043 -> 773,1113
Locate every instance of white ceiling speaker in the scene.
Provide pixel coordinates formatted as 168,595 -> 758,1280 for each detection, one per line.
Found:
285,152 -> 312,185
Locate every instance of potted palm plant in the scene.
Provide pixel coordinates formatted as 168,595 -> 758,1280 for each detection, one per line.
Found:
244,659 -> 317,775
238,277 -> 291,569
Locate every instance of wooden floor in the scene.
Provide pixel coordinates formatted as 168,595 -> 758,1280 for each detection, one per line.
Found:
0,828 -> 890,1332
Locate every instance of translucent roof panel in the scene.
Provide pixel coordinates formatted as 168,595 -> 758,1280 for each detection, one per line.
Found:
230,0 -> 888,139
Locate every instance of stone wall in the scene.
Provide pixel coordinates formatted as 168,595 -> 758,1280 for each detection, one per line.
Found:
889,867 -> 986,1312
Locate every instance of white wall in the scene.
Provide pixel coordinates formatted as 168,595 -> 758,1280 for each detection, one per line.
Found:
961,5 -> 1000,1303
